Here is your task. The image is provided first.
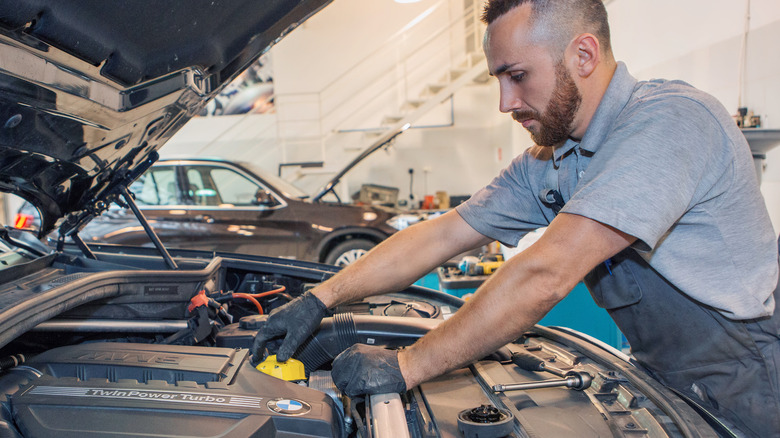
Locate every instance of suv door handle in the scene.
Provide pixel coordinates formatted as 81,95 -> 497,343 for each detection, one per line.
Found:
195,215 -> 215,224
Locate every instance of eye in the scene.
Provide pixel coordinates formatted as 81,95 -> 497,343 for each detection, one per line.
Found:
510,72 -> 526,82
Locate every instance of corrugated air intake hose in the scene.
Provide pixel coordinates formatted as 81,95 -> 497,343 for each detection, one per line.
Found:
294,313 -> 440,373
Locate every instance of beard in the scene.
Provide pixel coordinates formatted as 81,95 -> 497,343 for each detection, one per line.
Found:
512,61 -> 582,147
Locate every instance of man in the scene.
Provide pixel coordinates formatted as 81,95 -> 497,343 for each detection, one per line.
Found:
253,1 -> 780,436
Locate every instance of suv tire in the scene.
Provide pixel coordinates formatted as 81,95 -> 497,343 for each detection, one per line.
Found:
324,239 -> 375,267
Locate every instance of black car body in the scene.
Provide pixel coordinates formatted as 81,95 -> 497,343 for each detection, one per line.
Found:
75,157 -> 398,265
0,1 -> 729,437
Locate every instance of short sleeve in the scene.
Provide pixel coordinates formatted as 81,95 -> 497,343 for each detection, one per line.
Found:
456,149 -> 551,246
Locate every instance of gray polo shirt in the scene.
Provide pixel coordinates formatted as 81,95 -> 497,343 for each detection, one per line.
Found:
457,62 -> 778,320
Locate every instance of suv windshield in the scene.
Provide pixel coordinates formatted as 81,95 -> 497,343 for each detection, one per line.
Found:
242,163 -> 309,200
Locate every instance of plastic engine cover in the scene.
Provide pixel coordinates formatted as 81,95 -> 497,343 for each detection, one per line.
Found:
3,343 -> 341,437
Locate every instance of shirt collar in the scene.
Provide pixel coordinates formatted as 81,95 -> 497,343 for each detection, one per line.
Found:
552,62 -> 637,162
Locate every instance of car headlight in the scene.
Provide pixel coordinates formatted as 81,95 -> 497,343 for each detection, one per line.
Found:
387,211 -> 447,230
385,214 -> 422,231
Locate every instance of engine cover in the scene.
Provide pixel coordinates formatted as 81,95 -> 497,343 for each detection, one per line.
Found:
2,343 -> 341,437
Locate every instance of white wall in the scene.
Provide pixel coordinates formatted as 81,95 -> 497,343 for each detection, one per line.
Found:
160,114 -> 281,164
269,0 -> 521,202
272,0 -> 461,143
327,82 -> 516,203
273,0 -> 440,94
607,0 -> 780,231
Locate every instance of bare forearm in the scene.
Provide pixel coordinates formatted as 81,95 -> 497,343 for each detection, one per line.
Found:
312,227 -> 444,307
312,210 -> 491,308
398,249 -> 570,387
397,213 -> 637,388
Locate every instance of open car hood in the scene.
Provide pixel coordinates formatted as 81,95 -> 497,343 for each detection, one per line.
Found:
0,0 -> 330,236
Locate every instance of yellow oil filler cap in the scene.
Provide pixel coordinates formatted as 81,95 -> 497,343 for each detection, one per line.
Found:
256,355 -> 306,381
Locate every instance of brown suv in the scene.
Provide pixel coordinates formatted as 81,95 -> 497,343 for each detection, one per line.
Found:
73,158 -> 400,266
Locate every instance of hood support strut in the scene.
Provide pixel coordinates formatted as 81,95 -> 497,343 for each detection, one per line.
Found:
70,234 -> 97,260
119,186 -> 179,270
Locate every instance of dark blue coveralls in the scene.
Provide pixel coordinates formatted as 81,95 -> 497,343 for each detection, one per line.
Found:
545,192 -> 780,437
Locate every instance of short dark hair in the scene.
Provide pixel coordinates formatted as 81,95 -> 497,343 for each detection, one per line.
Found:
482,0 -> 612,56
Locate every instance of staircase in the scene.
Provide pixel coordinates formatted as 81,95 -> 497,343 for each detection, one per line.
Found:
274,0 -> 490,195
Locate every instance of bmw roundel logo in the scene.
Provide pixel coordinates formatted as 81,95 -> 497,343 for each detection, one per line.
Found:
267,398 -> 311,416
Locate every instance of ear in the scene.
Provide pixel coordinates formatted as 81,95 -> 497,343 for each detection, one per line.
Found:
568,33 -> 600,78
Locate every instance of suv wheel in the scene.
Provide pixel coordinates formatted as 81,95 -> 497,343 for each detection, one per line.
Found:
325,239 -> 374,267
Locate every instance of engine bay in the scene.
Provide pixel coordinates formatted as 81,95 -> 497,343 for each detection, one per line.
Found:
0,247 -> 718,437
5,343 -> 341,437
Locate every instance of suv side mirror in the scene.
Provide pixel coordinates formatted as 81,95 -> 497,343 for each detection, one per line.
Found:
253,189 -> 275,206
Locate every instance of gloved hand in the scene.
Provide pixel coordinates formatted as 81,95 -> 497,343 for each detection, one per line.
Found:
251,291 -> 328,363
331,344 -> 407,398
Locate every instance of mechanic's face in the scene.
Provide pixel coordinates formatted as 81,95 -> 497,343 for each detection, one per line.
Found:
485,5 -> 582,146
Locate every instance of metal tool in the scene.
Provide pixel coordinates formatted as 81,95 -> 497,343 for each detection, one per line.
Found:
492,349 -> 593,392
493,370 -> 592,392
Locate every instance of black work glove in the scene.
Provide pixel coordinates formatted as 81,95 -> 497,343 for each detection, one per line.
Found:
251,291 -> 328,363
331,344 -> 407,398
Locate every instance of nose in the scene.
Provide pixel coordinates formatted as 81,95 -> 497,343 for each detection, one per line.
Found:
498,80 -> 523,114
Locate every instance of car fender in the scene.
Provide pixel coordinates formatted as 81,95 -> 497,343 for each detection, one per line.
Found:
315,227 -> 390,262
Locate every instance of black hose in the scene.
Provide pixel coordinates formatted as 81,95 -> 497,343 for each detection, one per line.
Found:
0,355 -> 24,373
161,327 -> 192,345
294,313 -> 440,372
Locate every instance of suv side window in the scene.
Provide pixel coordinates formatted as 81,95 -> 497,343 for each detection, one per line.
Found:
211,168 -> 265,206
131,166 -> 178,206
186,168 -> 220,206
184,165 -> 276,207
